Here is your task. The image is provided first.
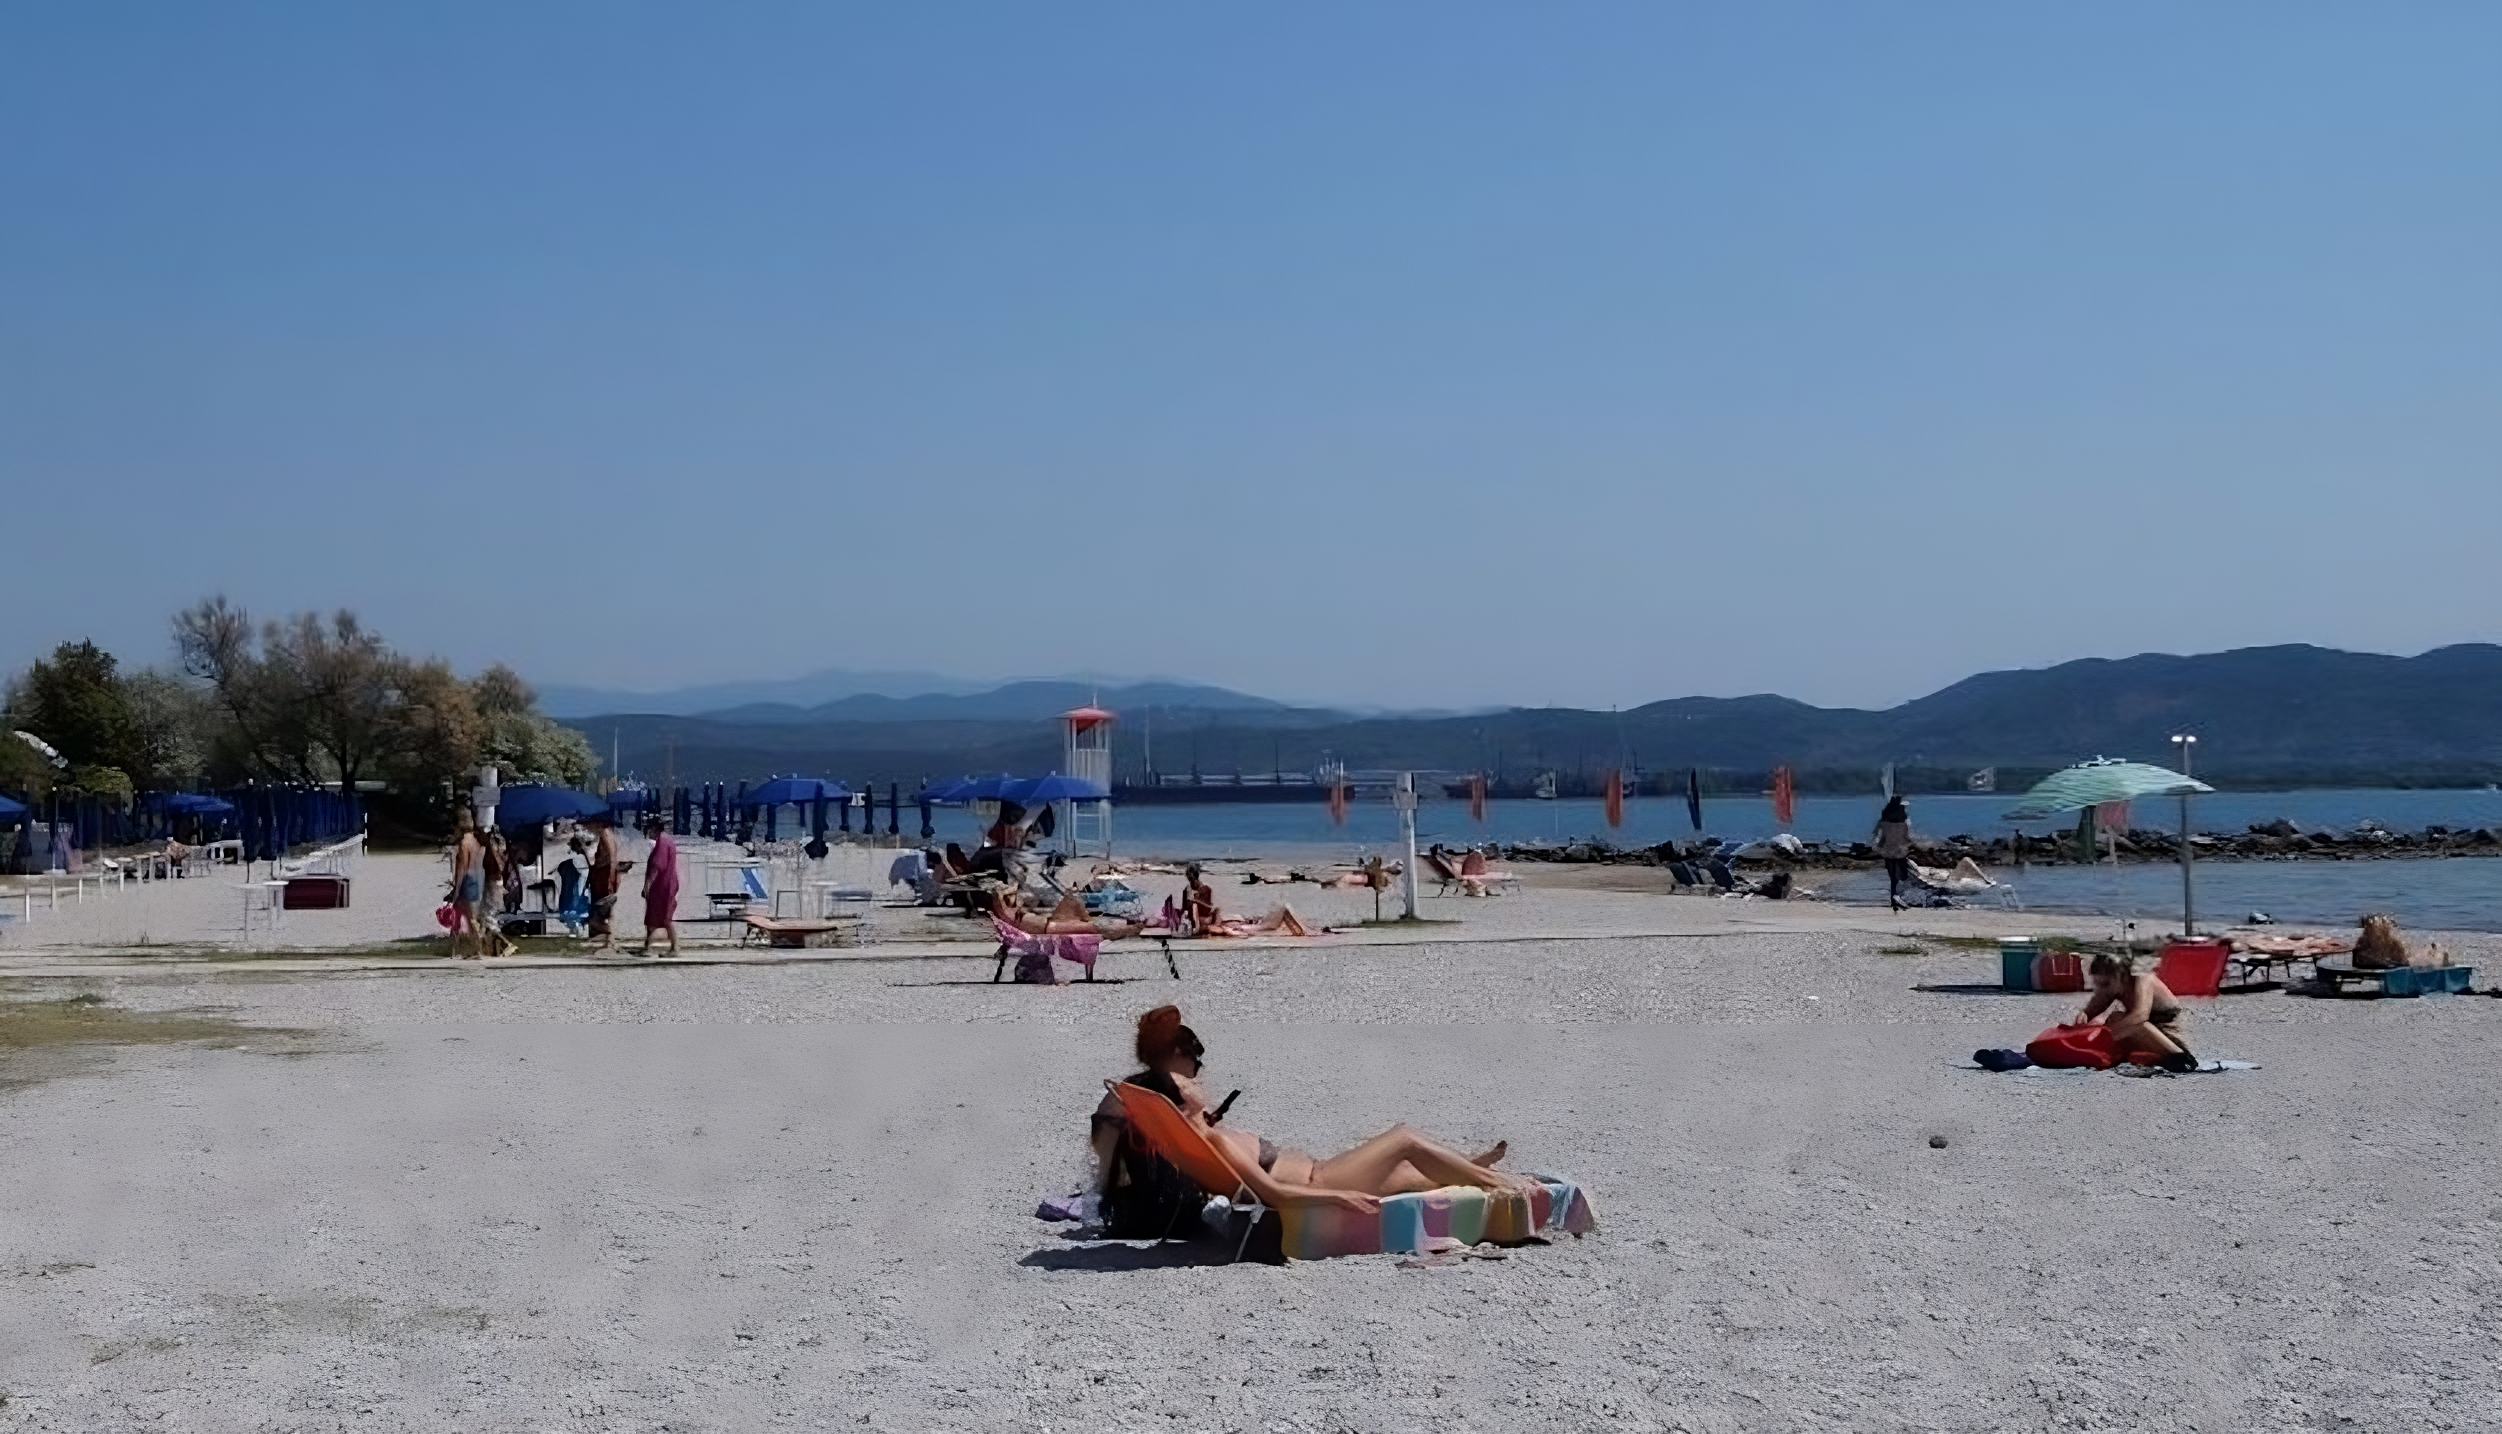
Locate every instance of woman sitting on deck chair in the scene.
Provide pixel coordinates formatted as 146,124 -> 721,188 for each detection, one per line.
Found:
1088,1007 -> 1524,1235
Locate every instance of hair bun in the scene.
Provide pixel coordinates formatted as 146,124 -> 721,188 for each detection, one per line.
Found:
1135,1005 -> 1184,1065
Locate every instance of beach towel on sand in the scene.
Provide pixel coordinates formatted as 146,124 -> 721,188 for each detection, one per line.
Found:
1277,1178 -> 1596,1261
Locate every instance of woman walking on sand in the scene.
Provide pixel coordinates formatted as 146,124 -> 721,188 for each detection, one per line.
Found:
1873,795 -> 1915,912
637,815 -> 680,958
448,811 -> 486,958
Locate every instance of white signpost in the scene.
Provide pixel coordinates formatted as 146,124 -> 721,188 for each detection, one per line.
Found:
471,765 -> 500,833
1394,773 -> 1420,920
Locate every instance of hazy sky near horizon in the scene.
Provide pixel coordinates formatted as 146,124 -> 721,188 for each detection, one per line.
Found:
5,5 -> 2496,711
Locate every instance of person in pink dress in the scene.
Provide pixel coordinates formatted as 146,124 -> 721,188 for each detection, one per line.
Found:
636,815 -> 681,958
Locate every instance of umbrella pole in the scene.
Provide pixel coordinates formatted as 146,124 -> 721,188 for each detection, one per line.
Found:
2171,735 -> 2198,937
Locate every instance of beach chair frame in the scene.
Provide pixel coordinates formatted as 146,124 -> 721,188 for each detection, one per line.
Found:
1103,1080 -> 1269,1263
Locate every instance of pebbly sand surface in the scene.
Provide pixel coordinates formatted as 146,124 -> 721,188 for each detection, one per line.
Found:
3,855 -> 2500,1431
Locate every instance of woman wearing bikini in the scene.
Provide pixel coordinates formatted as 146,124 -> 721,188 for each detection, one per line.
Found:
2069,952 -> 2198,1071
1090,1007 -> 1522,1223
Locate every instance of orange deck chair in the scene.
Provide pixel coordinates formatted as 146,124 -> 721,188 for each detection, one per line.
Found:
1103,1080 -> 1269,1261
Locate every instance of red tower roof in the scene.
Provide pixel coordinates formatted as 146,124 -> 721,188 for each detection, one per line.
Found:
1062,706 -> 1116,730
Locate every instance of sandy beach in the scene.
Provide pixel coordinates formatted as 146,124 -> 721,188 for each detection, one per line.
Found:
3,849 -> 2498,1432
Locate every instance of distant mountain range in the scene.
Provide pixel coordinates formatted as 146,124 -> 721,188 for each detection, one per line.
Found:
559,645 -> 2502,792
538,670 -> 1282,720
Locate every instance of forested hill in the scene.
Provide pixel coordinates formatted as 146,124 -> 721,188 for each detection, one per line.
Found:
564,644 -> 2502,790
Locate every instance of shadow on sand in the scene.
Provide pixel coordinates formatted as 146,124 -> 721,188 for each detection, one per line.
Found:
1017,1241 -> 1234,1272
892,978 -> 1143,988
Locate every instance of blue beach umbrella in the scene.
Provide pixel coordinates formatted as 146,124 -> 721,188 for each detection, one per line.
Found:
1003,773 -> 1109,808
925,773 -> 1019,805
496,784 -> 608,828
749,775 -> 850,808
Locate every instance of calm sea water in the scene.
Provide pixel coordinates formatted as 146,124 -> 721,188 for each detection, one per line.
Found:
1071,789 -> 2502,933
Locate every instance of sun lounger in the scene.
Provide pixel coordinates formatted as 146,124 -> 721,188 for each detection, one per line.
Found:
990,916 -> 1102,983
1102,1080 -> 1270,1261
1909,857 -> 2020,909
740,911 -> 851,948
1099,1084 -> 1597,1264
2311,960 -> 2477,998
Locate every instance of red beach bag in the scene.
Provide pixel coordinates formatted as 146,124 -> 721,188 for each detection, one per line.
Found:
2030,950 -> 2086,993
2025,1024 -> 2117,1070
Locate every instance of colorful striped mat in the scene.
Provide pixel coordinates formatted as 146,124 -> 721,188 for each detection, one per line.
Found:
1276,1178 -> 1596,1261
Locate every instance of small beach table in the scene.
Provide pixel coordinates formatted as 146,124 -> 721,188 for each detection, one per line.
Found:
2225,950 -> 2317,992
2310,961 -> 2395,998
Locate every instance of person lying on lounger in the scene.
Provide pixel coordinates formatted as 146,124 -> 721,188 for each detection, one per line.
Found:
987,888 -> 1146,940
1090,1007 -> 1523,1222
1183,864 -> 1311,936
2065,953 -> 2195,1069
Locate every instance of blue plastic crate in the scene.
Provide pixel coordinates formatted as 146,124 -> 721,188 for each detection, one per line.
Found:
2383,965 -> 2475,997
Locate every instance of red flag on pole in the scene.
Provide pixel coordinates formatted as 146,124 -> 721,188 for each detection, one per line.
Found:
1603,769 -> 1625,828
1469,773 -> 1486,824
1771,765 -> 1795,826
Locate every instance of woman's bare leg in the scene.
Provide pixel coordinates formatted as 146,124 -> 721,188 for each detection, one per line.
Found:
1311,1124 -> 1513,1195
2110,1019 -> 2185,1063
1260,906 -> 1311,937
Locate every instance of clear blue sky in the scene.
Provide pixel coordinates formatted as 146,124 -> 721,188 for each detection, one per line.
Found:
5,4 -> 2495,711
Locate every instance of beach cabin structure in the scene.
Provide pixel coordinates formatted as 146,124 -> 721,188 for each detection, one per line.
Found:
1062,706 -> 1115,856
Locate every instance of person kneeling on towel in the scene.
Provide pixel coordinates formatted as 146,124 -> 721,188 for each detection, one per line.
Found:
2066,953 -> 2197,1072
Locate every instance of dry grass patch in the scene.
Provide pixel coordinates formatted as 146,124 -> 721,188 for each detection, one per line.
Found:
0,994 -> 324,1092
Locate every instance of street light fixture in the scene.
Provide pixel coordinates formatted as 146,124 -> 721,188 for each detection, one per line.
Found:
2170,734 -> 2199,936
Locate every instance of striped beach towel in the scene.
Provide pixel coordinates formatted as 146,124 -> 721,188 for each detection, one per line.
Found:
1276,1178 -> 1596,1261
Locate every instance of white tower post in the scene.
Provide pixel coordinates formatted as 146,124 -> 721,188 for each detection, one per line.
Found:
1396,772 -> 1420,920
1062,707 -> 1116,857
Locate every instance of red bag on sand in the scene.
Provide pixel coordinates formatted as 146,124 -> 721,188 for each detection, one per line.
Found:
2026,1024 -> 2117,1070
2031,951 -> 2086,993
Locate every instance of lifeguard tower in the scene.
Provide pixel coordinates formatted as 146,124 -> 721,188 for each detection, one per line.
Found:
1062,706 -> 1115,855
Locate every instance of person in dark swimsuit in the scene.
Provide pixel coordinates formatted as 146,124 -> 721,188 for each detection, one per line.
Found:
2072,953 -> 2196,1070
1089,1006 -> 1520,1220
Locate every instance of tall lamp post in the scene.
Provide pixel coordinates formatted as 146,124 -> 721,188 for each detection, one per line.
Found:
2169,734 -> 2197,936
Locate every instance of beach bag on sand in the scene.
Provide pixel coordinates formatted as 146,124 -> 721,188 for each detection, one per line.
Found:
1103,1139 -> 1201,1240
2026,1025 -> 2117,1070
2031,951 -> 2086,993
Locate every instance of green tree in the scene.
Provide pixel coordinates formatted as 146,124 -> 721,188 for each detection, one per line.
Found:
467,662 -> 596,786
10,640 -> 135,774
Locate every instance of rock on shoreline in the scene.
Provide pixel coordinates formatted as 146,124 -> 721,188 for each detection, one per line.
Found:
1500,821 -> 2502,869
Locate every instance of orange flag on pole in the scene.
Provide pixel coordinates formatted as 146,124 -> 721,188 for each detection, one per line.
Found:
1604,769 -> 1625,828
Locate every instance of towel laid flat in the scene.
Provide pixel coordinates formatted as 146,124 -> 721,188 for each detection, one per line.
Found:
1276,1178 -> 1597,1261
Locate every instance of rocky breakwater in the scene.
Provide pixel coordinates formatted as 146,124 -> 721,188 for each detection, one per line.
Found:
1502,819 -> 2502,870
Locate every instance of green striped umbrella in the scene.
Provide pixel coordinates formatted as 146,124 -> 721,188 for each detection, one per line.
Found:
2001,759 -> 2211,821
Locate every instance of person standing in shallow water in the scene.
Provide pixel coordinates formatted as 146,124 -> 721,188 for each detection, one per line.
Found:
1873,795 -> 1915,911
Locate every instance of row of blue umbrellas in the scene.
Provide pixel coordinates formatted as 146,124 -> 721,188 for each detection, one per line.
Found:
920,772 -> 1108,807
